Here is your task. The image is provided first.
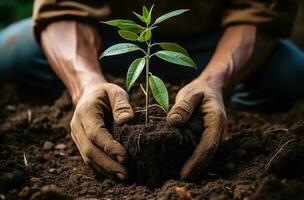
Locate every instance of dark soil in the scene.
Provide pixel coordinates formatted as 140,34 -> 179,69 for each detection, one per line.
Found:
1,76 -> 304,200
111,109 -> 203,187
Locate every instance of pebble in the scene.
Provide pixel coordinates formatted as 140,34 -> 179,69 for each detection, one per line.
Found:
6,105 -> 16,111
54,151 -> 66,157
43,154 -> 52,160
59,152 -> 66,156
30,177 -> 40,183
43,141 -> 54,151
55,143 -> 66,150
48,168 -> 57,174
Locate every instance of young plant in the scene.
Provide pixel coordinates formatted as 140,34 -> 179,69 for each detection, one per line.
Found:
100,5 -> 197,124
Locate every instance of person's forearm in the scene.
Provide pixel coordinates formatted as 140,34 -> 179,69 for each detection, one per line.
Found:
198,25 -> 275,94
41,21 -> 107,104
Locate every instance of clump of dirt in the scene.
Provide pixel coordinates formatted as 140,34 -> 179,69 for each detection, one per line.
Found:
265,123 -> 304,179
30,185 -> 72,200
111,108 -> 203,186
253,176 -> 304,200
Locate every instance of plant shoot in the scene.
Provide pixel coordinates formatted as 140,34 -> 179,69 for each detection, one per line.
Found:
100,5 -> 197,124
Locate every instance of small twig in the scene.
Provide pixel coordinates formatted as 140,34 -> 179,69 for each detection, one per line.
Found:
264,139 -> 296,170
135,106 -> 145,109
27,109 -> 32,124
189,135 -> 198,146
136,104 -> 167,113
149,116 -> 166,119
148,104 -> 166,112
81,174 -> 95,181
135,109 -> 146,113
264,128 -> 289,134
23,152 -> 28,167
178,132 -> 183,145
207,172 -> 218,176
140,84 -> 147,96
137,133 -> 141,152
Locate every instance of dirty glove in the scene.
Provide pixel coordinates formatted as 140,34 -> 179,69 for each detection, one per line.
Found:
70,83 -> 134,180
167,79 -> 226,180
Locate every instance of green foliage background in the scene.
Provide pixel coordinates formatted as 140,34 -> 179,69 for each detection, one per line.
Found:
0,0 -> 33,28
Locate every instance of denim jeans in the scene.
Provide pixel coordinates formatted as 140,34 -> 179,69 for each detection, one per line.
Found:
1,18 -> 304,110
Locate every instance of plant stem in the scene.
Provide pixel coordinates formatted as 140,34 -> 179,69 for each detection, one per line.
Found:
145,43 -> 151,125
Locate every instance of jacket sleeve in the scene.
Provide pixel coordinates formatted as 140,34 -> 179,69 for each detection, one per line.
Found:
33,0 -> 110,42
222,0 -> 297,37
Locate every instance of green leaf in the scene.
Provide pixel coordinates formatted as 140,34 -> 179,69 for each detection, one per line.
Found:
133,12 -> 146,23
158,42 -> 190,57
146,4 -> 154,26
100,43 -> 142,58
102,19 -> 143,33
137,28 -> 152,42
137,30 -> 145,42
101,19 -> 136,27
118,30 -> 138,41
119,22 -> 143,34
126,58 -> 146,91
154,50 -> 197,69
149,74 -> 169,112
145,29 -> 152,41
154,9 -> 189,24
143,6 -> 149,18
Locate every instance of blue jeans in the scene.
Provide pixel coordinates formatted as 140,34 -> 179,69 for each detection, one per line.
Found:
1,18 -> 304,110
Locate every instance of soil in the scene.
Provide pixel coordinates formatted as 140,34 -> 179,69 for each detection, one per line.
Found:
111,109 -> 203,187
1,76 -> 304,200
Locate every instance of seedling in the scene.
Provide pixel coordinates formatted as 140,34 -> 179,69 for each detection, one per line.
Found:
100,5 -> 197,124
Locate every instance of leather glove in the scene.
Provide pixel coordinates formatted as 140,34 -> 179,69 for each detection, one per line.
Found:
167,79 -> 226,180
70,83 -> 134,180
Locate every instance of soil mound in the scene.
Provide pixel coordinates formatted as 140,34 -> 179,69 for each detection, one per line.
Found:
111,108 -> 203,186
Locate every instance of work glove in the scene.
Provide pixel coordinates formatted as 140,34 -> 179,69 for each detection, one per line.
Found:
70,83 -> 134,180
167,79 -> 226,180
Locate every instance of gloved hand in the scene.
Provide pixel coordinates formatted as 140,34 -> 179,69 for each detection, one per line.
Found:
167,79 -> 226,180
70,83 -> 134,180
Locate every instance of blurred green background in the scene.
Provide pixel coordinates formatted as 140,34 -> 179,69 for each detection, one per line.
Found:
0,0 -> 33,28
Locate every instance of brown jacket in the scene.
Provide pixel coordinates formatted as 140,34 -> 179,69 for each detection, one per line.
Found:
33,0 -> 296,42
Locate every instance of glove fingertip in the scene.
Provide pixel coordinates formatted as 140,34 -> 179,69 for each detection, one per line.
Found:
116,167 -> 129,181
180,164 -> 192,181
116,172 -> 128,181
116,155 -> 127,164
180,155 -> 204,181
116,111 -> 134,125
167,113 -> 185,127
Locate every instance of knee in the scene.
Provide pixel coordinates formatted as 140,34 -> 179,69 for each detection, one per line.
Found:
0,18 -> 42,78
274,40 -> 304,95
230,40 -> 304,111
257,39 -> 304,104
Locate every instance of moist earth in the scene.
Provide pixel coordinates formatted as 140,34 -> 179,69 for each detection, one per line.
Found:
111,109 -> 203,187
1,76 -> 304,200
